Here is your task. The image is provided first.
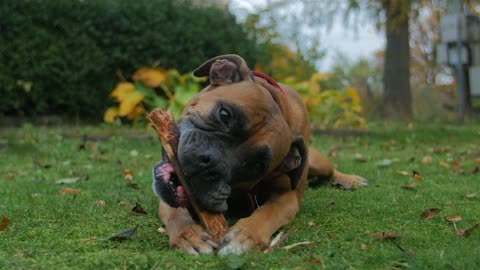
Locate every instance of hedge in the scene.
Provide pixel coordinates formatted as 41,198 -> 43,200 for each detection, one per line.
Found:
0,0 -> 268,118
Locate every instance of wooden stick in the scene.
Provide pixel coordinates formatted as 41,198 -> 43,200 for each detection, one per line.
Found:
147,108 -> 228,243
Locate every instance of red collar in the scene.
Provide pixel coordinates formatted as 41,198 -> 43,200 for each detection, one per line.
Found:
252,71 -> 285,95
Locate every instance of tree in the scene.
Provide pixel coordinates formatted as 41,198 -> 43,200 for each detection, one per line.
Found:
239,0 -> 413,120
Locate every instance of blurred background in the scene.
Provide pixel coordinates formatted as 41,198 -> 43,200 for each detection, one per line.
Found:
1,0 -> 479,129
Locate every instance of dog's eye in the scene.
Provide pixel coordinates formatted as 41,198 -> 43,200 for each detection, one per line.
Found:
219,108 -> 231,125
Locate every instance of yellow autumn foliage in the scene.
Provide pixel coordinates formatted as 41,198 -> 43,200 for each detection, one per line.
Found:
133,67 -> 168,88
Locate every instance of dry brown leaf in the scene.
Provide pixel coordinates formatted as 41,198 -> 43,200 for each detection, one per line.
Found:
157,227 -> 167,234
471,166 -> 479,175
118,200 -> 132,208
420,208 -> 442,220
397,170 -> 409,176
96,200 -> 106,207
57,188 -> 81,195
465,193 -> 477,199
6,172 -> 15,181
354,153 -> 367,162
414,174 -> 423,182
402,182 -> 417,190
361,243 -> 367,250
475,158 -> 480,164
326,232 -> 337,239
453,160 -> 464,174
369,231 -> 397,240
132,203 -> 147,214
421,156 -> 433,164
440,161 -> 450,168
326,200 -> 335,207
0,216 -> 11,231
307,221 -> 315,228
446,214 -> 462,222
282,241 -> 314,251
124,173 -> 134,181
264,230 -> 293,253
456,223 -> 480,237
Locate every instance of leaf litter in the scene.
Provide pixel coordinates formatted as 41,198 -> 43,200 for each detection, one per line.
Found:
106,226 -> 137,241
0,216 -> 11,231
420,208 -> 442,220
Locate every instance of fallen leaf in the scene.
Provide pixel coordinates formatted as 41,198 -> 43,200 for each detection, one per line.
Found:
465,193 -> 477,199
6,172 -> 15,180
369,231 -> 397,240
414,174 -> 423,182
124,173 -> 134,181
35,162 -> 52,169
445,214 -> 462,222
453,160 -> 464,174
307,221 -> 315,228
412,170 -> 422,177
354,153 -> 367,162
57,188 -> 81,195
361,243 -> 367,250
127,182 -> 140,189
132,203 -> 147,214
130,150 -> 139,157
55,177 -> 81,185
420,208 -> 442,220
475,158 -> 480,163
376,159 -> 393,167
118,200 -> 132,208
471,166 -> 479,175
402,182 -> 417,190
0,216 -> 11,231
456,224 -> 480,237
264,230 -> 293,253
157,227 -> 167,234
396,170 -> 409,176
326,232 -> 337,239
282,241 -> 314,251
107,226 -> 137,241
81,237 -> 97,243
96,200 -> 106,207
421,156 -> 433,164
440,161 -> 450,168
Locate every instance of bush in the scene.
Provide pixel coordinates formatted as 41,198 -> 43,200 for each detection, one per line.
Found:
0,0 -> 267,118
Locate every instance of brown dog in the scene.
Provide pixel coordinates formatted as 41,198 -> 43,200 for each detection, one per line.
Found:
152,54 -> 367,255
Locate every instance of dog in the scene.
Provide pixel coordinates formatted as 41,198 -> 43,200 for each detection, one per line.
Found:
152,54 -> 367,255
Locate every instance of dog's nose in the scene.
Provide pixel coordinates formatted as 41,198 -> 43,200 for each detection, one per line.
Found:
180,147 -> 221,177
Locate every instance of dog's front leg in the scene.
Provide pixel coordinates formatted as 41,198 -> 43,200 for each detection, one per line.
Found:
159,200 -> 218,255
217,188 -> 299,255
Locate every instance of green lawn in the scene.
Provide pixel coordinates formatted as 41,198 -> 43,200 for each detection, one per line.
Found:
1,123 -> 479,269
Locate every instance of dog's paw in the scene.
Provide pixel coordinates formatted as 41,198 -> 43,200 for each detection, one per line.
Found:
170,223 -> 218,255
332,171 -> 368,190
217,219 -> 268,256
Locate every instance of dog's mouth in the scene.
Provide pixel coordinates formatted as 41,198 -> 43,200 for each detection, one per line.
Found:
154,153 -> 189,208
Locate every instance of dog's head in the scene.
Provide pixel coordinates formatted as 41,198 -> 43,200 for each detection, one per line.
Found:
175,55 -> 306,212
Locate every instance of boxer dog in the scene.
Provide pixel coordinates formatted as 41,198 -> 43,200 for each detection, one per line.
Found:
152,54 -> 367,255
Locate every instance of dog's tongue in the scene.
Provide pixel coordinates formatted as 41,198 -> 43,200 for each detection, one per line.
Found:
161,146 -> 189,207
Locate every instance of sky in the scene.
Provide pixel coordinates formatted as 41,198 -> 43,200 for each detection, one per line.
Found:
229,0 -> 385,71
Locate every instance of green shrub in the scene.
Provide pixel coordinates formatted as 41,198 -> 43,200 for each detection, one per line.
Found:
0,0 -> 267,118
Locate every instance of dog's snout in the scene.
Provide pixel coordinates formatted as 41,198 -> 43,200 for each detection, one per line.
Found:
180,146 -> 222,177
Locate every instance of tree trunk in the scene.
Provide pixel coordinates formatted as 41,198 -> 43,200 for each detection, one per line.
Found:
383,1 -> 412,120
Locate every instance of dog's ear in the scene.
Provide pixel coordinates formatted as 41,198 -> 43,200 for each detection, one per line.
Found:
193,54 -> 253,85
280,136 -> 307,189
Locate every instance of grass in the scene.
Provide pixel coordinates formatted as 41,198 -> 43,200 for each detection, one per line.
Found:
1,122 -> 479,269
